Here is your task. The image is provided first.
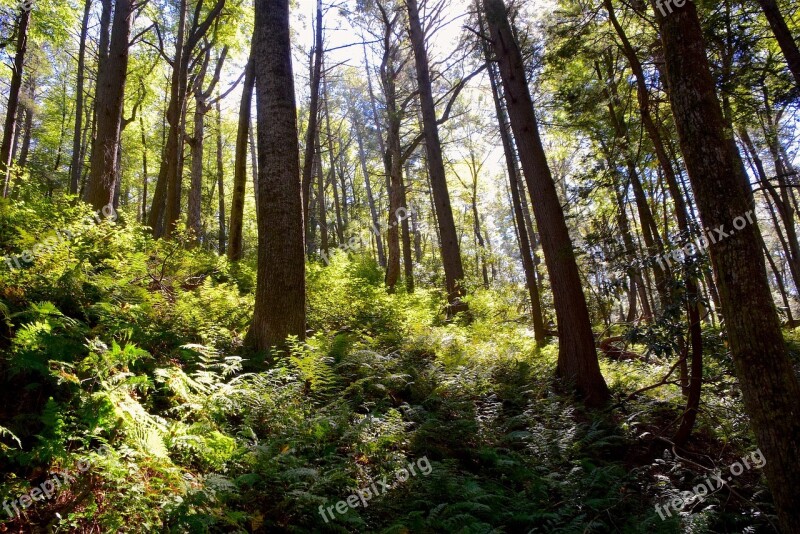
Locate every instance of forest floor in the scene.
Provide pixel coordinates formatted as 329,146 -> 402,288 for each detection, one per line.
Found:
0,198 -> 792,533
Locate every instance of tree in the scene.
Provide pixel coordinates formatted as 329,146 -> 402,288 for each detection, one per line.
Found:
84,0 -> 135,210
246,0 -> 306,351
69,0 -> 93,195
405,0 -> 467,312
652,0 -> 800,528
227,49 -> 255,261
755,0 -> 800,87
484,0 -> 609,406
1,6 -> 31,198
147,0 -> 226,237
301,0 -> 324,242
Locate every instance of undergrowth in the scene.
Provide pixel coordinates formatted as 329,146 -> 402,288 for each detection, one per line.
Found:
0,198 -> 776,532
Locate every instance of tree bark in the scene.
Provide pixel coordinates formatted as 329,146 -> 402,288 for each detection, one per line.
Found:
485,0 -> 609,406
227,52 -> 255,261
246,0 -> 306,351
652,1 -> 800,528
215,100 -> 226,253
84,0 -> 134,210
1,7 -> 31,198
69,0 -> 92,195
352,101 -> 387,267
756,0 -> 800,87
406,0 -> 467,312
301,0 -> 324,237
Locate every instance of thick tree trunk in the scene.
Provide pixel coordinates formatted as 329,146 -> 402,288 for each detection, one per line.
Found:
227,53 -> 255,261
406,0 -> 467,312
246,0 -> 306,351
84,0 -> 134,210
1,8 -> 31,198
485,0 -> 609,406
653,1 -> 800,529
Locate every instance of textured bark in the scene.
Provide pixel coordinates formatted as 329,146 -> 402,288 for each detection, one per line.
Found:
756,0 -> 800,87
485,0 -> 609,406
227,53 -> 255,261
653,1 -> 800,529
84,0 -> 134,210
246,0 -> 306,351
406,0 -> 467,311
1,8 -> 30,198
69,0 -> 92,195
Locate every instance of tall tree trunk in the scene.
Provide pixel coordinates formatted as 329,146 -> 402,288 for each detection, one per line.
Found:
148,0 -> 187,235
316,132 -> 329,257
84,0 -> 134,210
70,0 -> 92,195
246,0 -> 306,351
1,7 -> 31,197
486,52 -> 546,342
383,45 -> 403,291
401,162 -> 414,291
301,0 -> 323,236
485,0 -> 609,406
406,0 -> 467,312
215,100 -> 226,253
756,0 -> 800,87
140,115 -> 149,223
227,53 -> 255,261
652,1 -> 800,528
352,101 -> 386,267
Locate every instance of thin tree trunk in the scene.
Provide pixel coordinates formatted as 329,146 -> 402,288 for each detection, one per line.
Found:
140,115 -> 149,223
406,0 -> 467,312
1,7 -> 31,197
485,0 -> 609,406
216,100 -> 226,253
301,0 -> 323,235
352,102 -> 386,267
227,54 -> 254,260
756,0 -> 800,87
486,49 -> 546,342
70,0 -> 92,195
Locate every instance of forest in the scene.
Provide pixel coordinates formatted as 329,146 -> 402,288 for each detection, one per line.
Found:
0,0 -> 799,531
